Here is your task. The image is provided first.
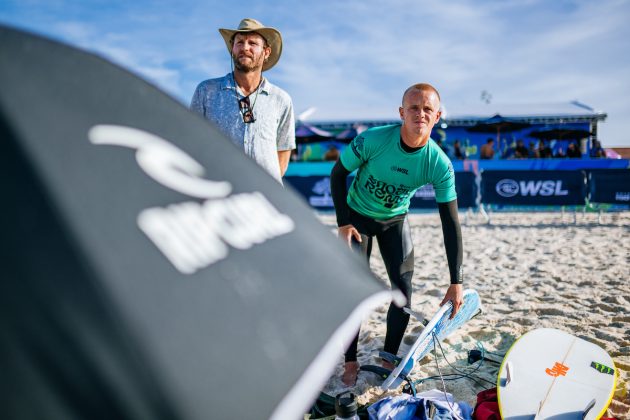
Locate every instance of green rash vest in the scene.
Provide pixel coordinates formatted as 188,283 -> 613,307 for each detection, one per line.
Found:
340,124 -> 457,220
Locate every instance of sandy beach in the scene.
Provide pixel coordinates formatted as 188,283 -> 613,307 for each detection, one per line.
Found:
317,211 -> 630,419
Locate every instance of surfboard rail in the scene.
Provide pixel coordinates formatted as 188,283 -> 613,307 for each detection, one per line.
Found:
380,289 -> 482,390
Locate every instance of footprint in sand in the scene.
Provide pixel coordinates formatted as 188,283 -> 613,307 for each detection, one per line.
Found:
536,307 -> 567,316
593,302 -> 621,313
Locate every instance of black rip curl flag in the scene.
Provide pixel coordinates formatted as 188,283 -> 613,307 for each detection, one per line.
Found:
0,26 -> 395,420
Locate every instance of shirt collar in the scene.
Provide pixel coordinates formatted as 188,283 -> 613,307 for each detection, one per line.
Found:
221,72 -> 269,95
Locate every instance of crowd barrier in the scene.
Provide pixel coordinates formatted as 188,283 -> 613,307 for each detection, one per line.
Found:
285,167 -> 630,210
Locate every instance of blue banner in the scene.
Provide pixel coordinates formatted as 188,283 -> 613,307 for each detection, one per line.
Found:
481,170 -> 587,205
409,171 -> 478,209
587,170 -> 630,204
285,175 -> 334,209
287,170 -> 630,209
285,172 -> 478,210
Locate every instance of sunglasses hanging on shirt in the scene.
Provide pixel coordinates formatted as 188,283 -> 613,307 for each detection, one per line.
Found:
239,96 -> 256,124
231,71 -> 262,124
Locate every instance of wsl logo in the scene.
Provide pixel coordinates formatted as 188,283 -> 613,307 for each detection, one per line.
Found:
390,165 -> 409,175
495,179 -> 519,197
496,179 -> 569,197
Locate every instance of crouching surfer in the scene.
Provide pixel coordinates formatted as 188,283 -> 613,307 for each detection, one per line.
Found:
330,83 -> 464,386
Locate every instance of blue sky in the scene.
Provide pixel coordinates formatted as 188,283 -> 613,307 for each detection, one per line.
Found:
2,0 -> 630,146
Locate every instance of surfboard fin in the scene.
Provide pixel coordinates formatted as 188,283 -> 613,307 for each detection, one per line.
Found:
403,307 -> 428,325
582,398 -> 596,418
471,306 -> 483,320
505,361 -> 514,386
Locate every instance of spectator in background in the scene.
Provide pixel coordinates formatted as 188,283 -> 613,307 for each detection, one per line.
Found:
528,141 -> 539,158
566,141 -> 582,158
538,141 -> 552,158
480,138 -> 495,159
514,139 -> 529,159
502,139 -> 516,159
436,138 -> 450,156
554,147 -> 566,158
324,145 -> 340,161
590,140 -> 606,158
453,140 -> 466,160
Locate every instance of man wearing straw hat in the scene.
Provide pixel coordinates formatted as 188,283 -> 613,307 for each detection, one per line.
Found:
191,18 -> 295,184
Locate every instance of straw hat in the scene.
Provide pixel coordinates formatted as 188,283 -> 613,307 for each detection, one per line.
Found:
219,18 -> 282,71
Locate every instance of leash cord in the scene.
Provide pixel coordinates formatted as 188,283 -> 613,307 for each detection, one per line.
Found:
432,332 -> 458,413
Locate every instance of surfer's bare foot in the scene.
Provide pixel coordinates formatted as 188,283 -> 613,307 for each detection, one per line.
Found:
381,360 -> 395,371
342,361 -> 359,386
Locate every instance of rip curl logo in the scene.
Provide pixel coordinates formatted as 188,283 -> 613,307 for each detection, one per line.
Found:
364,175 -> 412,208
89,125 -> 232,199
350,135 -> 365,159
88,125 -> 294,274
308,177 -> 334,207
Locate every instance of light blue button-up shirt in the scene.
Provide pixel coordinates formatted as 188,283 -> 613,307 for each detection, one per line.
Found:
190,73 -> 295,183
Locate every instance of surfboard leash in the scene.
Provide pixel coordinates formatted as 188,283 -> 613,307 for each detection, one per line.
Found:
406,334 -> 496,396
433,336 -> 497,387
431,331 -> 458,414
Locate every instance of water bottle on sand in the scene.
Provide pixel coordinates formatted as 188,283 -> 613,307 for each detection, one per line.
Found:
334,391 -> 359,420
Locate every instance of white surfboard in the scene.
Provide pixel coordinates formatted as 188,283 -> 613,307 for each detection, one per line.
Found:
497,328 -> 617,420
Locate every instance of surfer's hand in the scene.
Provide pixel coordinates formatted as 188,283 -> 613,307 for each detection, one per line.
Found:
338,224 -> 361,249
441,284 -> 464,319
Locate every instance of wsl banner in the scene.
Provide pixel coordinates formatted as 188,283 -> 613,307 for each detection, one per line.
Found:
588,170 -> 630,204
481,170 -> 587,205
409,171 -> 478,209
284,175 -> 348,209
285,171 -> 478,210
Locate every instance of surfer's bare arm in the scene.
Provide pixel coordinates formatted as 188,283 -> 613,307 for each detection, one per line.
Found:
277,150 -> 292,177
331,160 -> 361,247
438,199 -> 464,318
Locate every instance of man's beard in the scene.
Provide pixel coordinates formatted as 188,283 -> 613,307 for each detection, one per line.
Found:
232,54 -> 263,72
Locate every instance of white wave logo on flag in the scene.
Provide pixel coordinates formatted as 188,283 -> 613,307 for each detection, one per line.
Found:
89,125 -> 294,274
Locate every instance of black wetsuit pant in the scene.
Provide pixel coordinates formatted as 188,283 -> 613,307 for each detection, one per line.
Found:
345,208 -> 414,363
